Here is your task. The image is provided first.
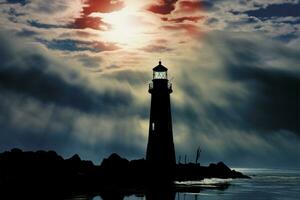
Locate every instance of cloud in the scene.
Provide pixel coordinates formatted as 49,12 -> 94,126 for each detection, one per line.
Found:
178,31 -> 300,134
59,30 -> 99,39
39,39 -> 120,52
4,0 -> 27,6
147,0 -> 178,15
82,0 -> 124,15
26,1 -> 75,14
162,23 -> 200,37
0,32 -> 130,114
27,20 -> 70,29
0,0 -> 84,30
170,31 -> 300,167
0,31 -> 147,162
222,45 -> 300,133
161,16 -> 205,23
73,0 -> 124,30
73,16 -> 111,30
199,0 -> 216,10
177,0 -> 202,13
174,1 -> 299,43
140,44 -> 173,53
76,54 -> 102,68
16,28 -> 37,37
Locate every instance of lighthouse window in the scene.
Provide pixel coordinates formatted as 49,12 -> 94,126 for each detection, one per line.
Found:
152,122 -> 155,131
154,72 -> 167,79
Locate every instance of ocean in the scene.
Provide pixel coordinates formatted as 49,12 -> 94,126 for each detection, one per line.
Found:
66,168 -> 300,200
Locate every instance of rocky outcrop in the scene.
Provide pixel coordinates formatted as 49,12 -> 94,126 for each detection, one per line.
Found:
0,149 -> 250,195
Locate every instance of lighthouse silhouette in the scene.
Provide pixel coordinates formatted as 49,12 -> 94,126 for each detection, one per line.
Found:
146,61 -> 176,172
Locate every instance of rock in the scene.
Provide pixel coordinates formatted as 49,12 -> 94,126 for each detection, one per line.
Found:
101,153 -> 129,169
11,148 -> 22,153
68,154 -> 81,162
216,162 -> 231,172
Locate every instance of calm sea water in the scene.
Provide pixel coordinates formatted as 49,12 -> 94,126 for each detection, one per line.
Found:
66,168 -> 300,200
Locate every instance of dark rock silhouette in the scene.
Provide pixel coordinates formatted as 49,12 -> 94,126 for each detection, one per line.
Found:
0,148 -> 249,198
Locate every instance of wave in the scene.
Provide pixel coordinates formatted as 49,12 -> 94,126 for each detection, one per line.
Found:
175,178 -> 233,188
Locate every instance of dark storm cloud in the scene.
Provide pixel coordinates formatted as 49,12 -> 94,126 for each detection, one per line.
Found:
222,40 -> 300,134
230,67 -> 300,132
200,0 -> 215,10
27,20 -> 70,29
205,17 -> 219,25
245,2 -> 300,19
0,64 -> 132,114
39,39 -> 120,52
183,0 -> 221,11
39,39 -> 94,52
0,32 -> 131,114
275,33 -> 299,42
5,7 -> 25,17
177,32 -> 300,135
0,103 -> 74,153
170,31 -> 300,167
0,96 -> 145,163
0,31 -> 146,162
16,28 -> 38,37
4,0 -> 27,6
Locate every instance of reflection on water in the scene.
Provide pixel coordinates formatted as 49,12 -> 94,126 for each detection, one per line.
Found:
66,191 -> 223,200
65,180 -> 230,200
64,168 -> 300,200
66,192 -> 174,200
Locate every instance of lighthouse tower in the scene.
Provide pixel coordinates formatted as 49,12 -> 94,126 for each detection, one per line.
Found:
146,61 -> 176,170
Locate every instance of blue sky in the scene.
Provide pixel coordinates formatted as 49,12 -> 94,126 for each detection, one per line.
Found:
0,0 -> 299,168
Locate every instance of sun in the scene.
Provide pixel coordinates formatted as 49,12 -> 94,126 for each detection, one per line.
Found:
95,5 -> 148,47
102,10 -> 140,43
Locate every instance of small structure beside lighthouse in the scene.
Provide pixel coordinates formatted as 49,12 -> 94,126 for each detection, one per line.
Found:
146,61 -> 176,170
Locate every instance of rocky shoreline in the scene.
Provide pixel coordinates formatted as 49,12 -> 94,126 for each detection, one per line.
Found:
0,149 -> 250,195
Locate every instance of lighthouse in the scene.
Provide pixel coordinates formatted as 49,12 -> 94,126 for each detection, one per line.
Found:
146,61 -> 176,170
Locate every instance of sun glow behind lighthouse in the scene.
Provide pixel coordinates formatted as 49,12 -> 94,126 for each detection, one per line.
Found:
94,2 -> 153,47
